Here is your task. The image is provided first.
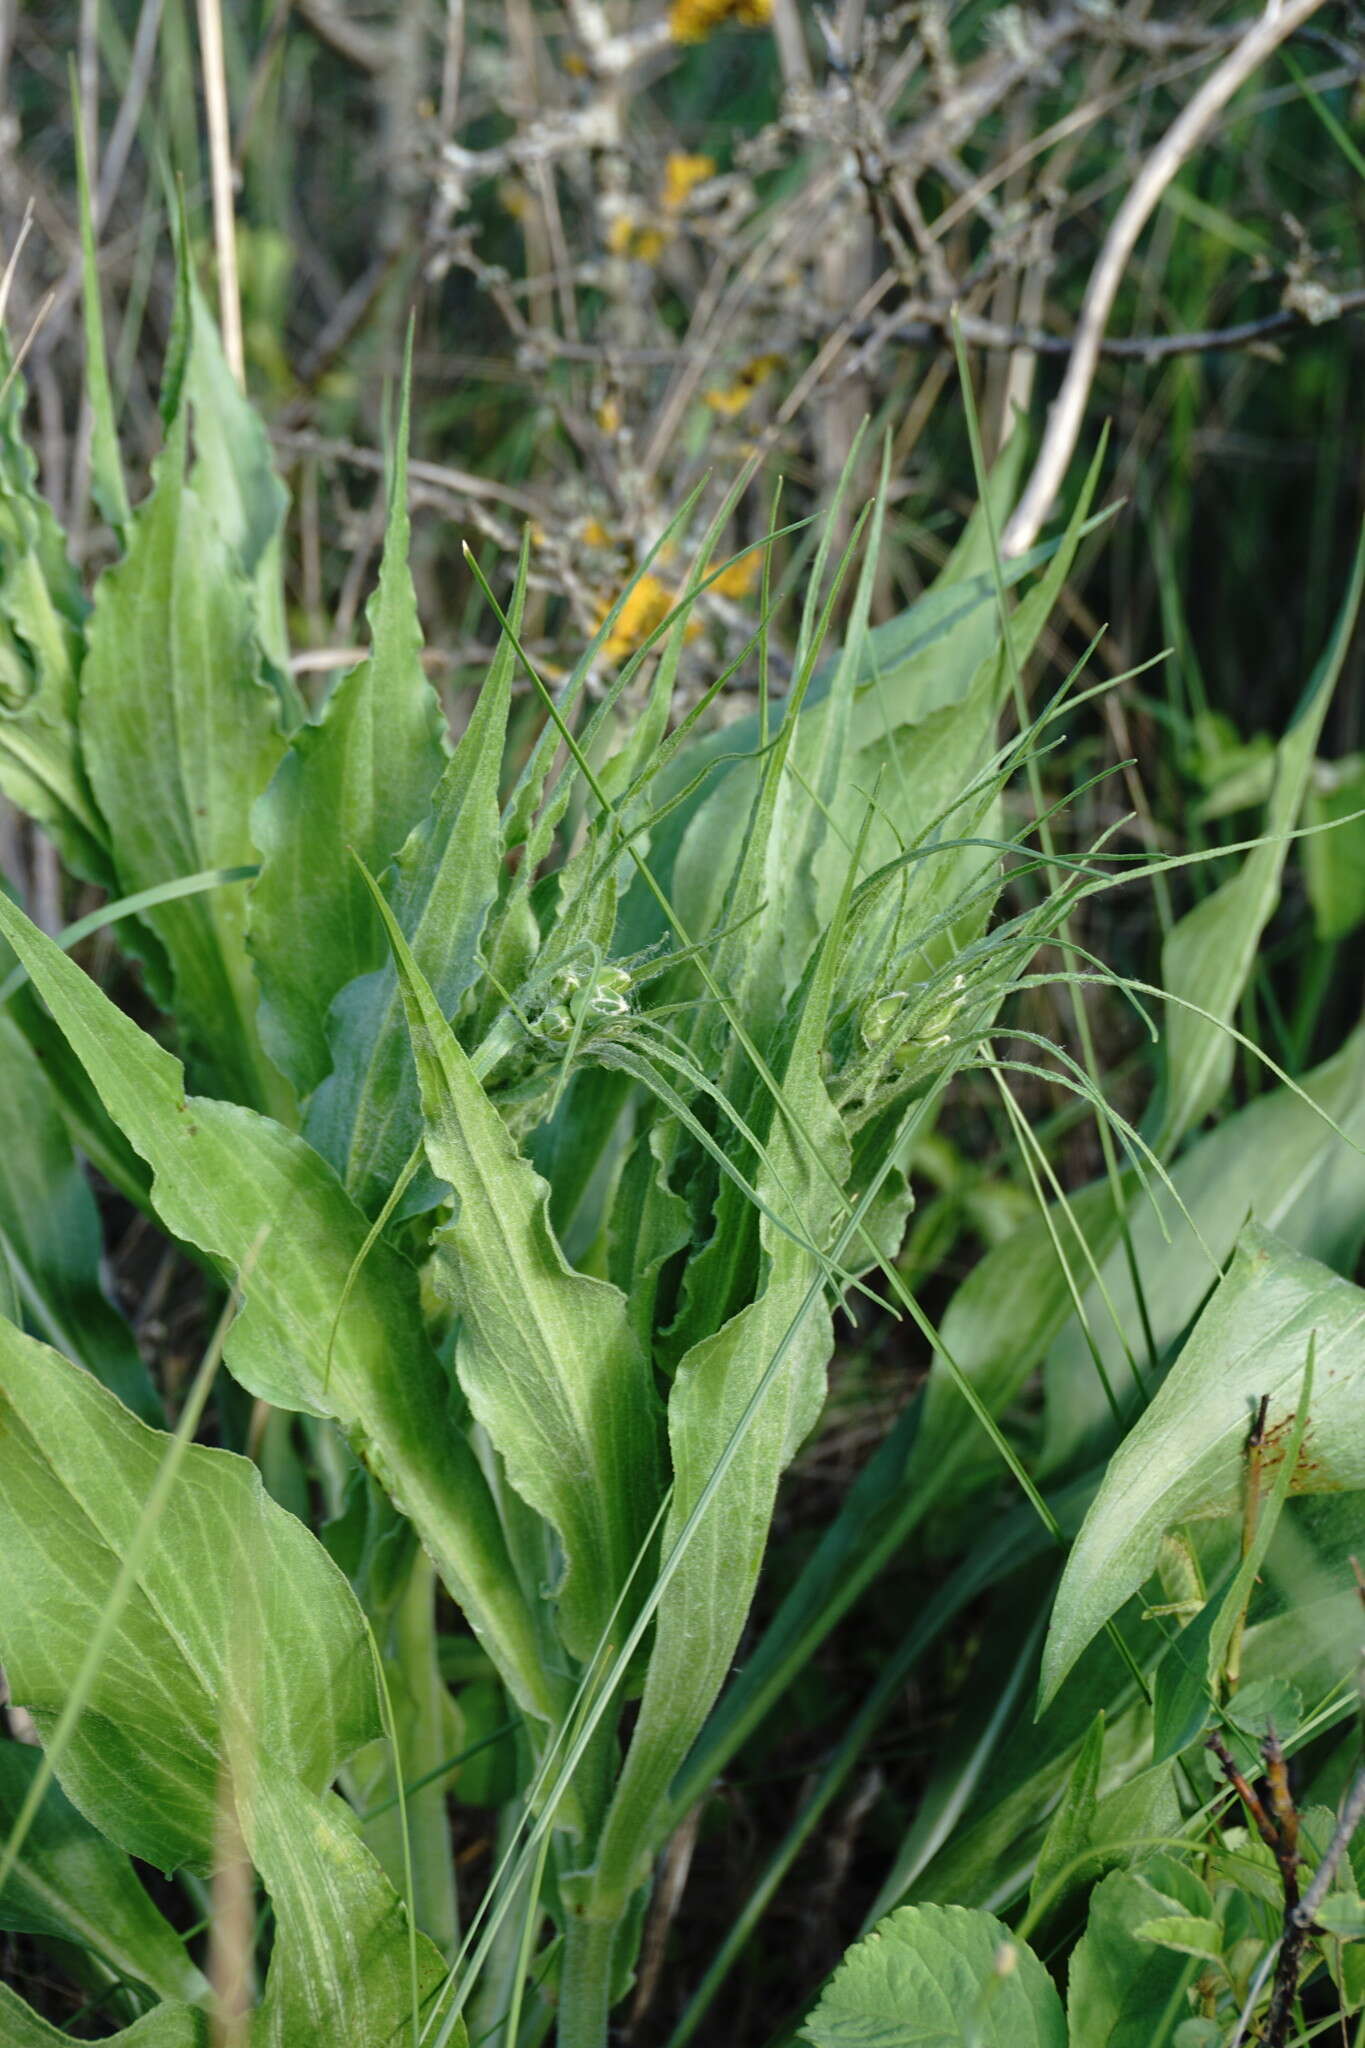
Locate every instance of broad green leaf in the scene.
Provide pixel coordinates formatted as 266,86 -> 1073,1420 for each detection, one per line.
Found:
0,1013 -> 156,1420
0,1740 -> 207,2005
370,879 -> 664,1663
1067,1869 -> 1194,2048
1155,529 -> 1365,1149
184,284 -> 292,682
0,1320 -> 377,1872
801,1904 -> 1066,2048
236,1743 -> 450,2048
0,890 -> 553,1726
0,1985 -> 205,2046
0,359 -> 110,883
251,368 -> 445,1099
0,1321 -> 454,2048
1041,1221 -> 1365,1706
79,405 -> 288,1113
912,1019 -> 1365,1510
1304,751 -> 1365,940
305,576 -> 517,1216
1040,1019 -> 1365,1476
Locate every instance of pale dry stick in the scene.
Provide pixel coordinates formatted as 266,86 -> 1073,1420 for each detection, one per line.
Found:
769,0 -> 813,89
438,0 -> 466,137
195,0 -> 245,388
1001,0 -> 1332,557
0,195 -> 33,328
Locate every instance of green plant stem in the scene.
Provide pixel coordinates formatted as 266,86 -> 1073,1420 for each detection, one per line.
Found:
556,1907 -> 620,2048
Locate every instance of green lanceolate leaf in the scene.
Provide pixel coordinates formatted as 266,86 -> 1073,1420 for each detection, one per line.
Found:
1040,1018 -> 1365,1475
72,83 -> 130,537
367,874 -> 665,1665
0,356 -> 111,883
0,1011 -> 156,1420
589,884 -> 852,1909
1155,527 -> 1365,1150
250,362 -> 446,1100
184,284 -> 293,685
1042,1220 -> 1365,1705
78,403 -> 288,1114
0,1985 -> 206,2047
0,1319 -> 377,1871
801,1903 -> 1066,2048
0,890 -> 553,1726
305,560 -> 519,1216
0,1740 -> 208,2005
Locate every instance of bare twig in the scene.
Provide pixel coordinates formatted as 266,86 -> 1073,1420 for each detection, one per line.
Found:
270,425 -> 544,519
292,0 -> 391,73
874,289 -> 1365,364
1001,0 -> 1333,557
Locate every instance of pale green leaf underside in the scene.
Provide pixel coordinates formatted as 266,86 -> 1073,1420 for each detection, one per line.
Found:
78,406 -> 286,1112
0,1319 -> 377,1873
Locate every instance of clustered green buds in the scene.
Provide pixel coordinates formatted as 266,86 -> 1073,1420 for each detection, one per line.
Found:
535,960 -> 634,1042
860,972 -> 967,1067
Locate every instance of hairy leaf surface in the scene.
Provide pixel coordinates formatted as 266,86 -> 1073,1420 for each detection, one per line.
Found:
374,883 -> 664,1663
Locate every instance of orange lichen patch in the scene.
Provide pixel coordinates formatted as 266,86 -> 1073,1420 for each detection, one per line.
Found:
599,573 -> 674,662
669,0 -> 771,43
703,352 -> 784,416
580,516 -> 614,547
707,546 -> 763,598
662,152 -> 716,210
607,214 -> 667,262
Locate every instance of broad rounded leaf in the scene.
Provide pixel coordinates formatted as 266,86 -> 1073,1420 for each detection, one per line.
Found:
801,1903 -> 1066,2048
